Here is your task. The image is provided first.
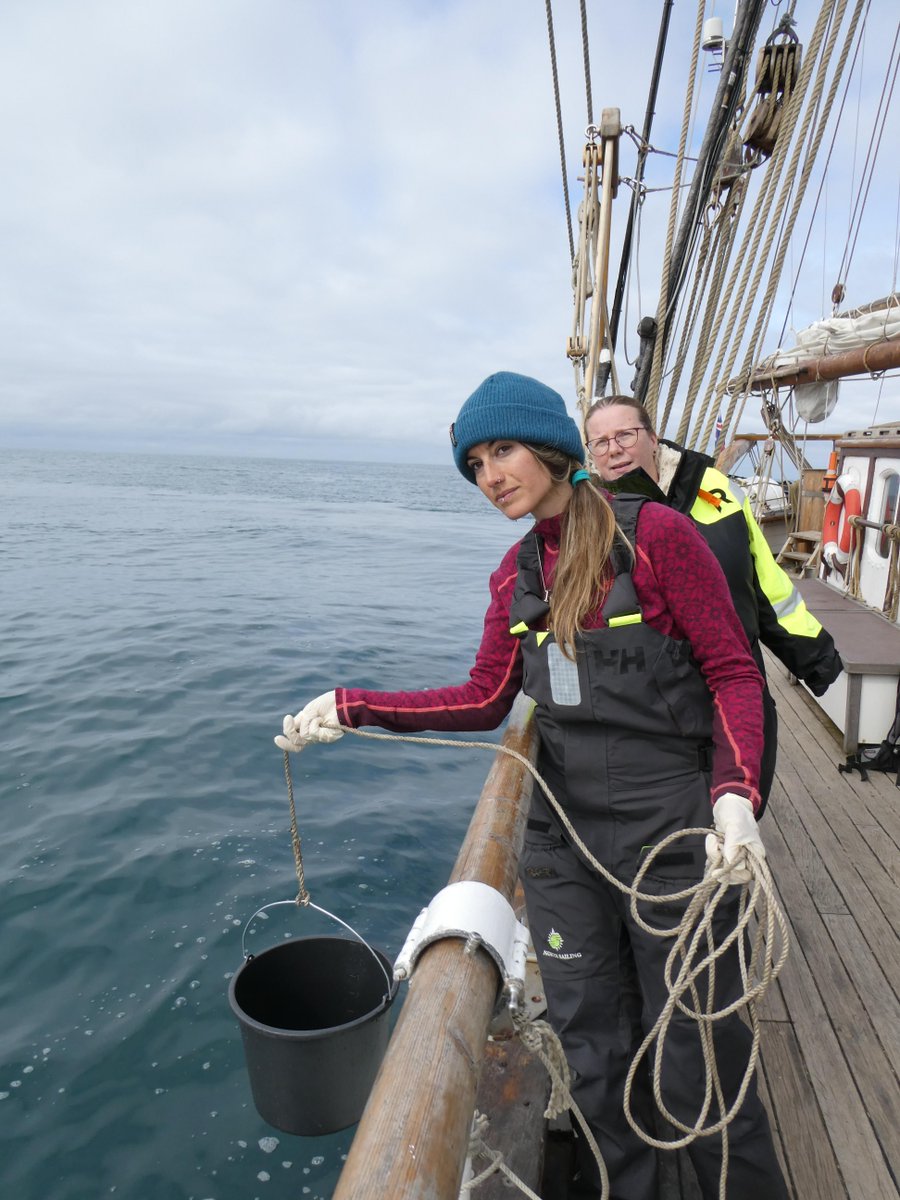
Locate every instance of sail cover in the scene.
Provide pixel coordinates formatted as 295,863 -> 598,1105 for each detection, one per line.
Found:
794,378 -> 840,422
756,299 -> 900,421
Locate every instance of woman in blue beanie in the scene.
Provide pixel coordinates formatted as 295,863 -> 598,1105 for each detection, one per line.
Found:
277,371 -> 788,1200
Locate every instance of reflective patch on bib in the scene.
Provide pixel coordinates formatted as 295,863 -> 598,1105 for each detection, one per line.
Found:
547,643 -> 582,706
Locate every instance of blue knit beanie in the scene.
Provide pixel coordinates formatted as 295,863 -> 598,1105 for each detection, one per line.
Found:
450,372 -> 585,483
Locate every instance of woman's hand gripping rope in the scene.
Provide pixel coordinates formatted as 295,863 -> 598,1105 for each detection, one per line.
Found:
275,692 -> 343,750
705,792 -> 766,886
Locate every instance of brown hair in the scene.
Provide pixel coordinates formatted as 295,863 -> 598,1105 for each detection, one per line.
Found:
584,395 -> 655,438
526,445 -> 621,660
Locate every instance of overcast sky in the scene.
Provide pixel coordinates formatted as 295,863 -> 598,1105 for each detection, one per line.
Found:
1,1 -> 897,463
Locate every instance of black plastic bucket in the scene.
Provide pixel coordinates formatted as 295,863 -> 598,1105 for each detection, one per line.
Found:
229,935 -> 398,1136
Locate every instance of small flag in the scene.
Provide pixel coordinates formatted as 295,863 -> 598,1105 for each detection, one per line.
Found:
714,413 -> 725,453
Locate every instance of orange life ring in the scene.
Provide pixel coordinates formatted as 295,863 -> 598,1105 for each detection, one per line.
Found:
822,474 -> 862,566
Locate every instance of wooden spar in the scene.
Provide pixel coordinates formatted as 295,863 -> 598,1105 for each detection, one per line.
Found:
747,335 -> 900,392
835,291 -> 900,318
332,693 -> 539,1200
582,110 -> 621,406
725,431 -> 838,442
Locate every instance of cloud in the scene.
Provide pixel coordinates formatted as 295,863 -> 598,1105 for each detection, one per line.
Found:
0,1 -> 895,460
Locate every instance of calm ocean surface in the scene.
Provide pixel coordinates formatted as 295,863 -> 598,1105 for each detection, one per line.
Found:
1,448 -> 519,1200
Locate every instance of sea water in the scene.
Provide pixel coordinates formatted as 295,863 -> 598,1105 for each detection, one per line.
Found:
1,448 -> 518,1200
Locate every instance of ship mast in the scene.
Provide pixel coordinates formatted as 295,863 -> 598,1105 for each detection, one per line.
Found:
567,109 -> 622,422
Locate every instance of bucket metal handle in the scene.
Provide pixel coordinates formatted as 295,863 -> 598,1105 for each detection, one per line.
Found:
240,899 -> 394,999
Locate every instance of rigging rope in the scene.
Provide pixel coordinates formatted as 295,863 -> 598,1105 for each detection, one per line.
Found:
674,175 -> 749,443
719,0 -> 868,445
676,14 -> 819,446
579,0 -> 593,127
648,0 -> 770,418
839,26 -> 900,289
682,0 -> 861,453
774,0 -> 872,348
462,1112 -> 546,1199
841,14 -> 866,279
544,0 -> 602,271
646,0 -> 707,423
621,184 -> 645,367
609,0 -> 677,354
544,0 -> 575,265
661,210 -> 720,432
656,0 -> 877,454
667,152 -> 749,441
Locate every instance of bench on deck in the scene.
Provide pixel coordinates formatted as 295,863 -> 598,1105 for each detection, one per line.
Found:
796,576 -> 900,753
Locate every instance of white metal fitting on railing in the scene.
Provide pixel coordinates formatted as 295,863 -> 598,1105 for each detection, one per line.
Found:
393,881 -> 530,1010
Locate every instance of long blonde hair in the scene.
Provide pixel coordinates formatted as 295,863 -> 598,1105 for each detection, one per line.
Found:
527,446 -> 620,660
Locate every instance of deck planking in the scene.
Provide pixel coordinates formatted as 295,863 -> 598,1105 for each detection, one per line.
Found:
756,652 -> 900,1200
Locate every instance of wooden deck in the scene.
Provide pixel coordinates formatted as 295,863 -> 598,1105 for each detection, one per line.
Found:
752,650 -> 900,1200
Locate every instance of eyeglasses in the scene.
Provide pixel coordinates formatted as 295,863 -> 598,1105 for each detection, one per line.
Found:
585,427 -> 644,457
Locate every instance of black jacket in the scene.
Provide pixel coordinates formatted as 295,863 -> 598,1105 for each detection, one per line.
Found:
606,440 -> 842,696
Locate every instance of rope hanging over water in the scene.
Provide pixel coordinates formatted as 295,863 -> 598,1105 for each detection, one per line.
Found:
283,747 -> 310,906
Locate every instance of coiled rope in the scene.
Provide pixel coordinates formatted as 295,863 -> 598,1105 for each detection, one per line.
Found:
882,523 -> 900,622
283,724 -> 789,1200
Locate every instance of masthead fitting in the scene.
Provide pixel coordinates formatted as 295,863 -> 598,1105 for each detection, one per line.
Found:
702,17 -> 725,53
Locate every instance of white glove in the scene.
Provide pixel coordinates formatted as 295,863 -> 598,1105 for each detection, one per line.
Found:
705,793 -> 765,886
274,691 -> 343,751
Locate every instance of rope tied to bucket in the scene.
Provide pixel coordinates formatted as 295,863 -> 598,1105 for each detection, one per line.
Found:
239,750 -> 392,994
283,747 -> 311,906
271,753 -> 392,998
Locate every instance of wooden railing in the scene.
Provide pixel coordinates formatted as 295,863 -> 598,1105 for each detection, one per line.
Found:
332,694 -> 539,1200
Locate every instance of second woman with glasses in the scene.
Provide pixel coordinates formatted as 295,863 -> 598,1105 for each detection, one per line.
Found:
584,394 -> 842,807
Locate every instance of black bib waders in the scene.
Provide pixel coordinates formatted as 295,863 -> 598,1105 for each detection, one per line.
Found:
510,500 -> 787,1200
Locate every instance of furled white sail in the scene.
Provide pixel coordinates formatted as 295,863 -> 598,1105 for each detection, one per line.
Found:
758,300 -> 900,375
